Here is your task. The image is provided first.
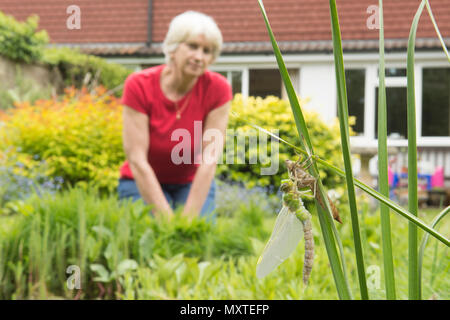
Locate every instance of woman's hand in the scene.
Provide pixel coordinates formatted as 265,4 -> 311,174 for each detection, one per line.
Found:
181,101 -> 231,218
123,105 -> 175,219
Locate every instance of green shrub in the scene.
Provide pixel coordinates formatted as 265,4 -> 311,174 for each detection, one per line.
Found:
217,94 -> 351,192
0,11 -> 49,63
0,11 -> 131,95
42,47 -> 132,94
0,88 -> 125,194
0,92 -> 352,198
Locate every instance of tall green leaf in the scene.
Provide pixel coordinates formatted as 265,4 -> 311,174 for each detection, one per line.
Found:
328,0 -> 368,300
407,0 -> 426,300
377,0 -> 396,300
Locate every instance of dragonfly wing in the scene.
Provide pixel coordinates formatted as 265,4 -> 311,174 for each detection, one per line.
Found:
256,208 -> 304,278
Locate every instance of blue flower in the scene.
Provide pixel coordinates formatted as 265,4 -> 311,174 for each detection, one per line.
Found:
15,161 -> 25,169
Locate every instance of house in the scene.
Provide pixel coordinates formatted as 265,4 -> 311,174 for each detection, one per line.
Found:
2,0 -> 450,187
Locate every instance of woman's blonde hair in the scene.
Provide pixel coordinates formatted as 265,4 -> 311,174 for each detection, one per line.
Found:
162,11 -> 223,64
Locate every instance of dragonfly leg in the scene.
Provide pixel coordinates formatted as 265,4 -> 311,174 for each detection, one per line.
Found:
302,155 -> 315,171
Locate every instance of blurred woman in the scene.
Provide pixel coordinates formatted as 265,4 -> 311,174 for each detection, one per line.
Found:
117,11 -> 232,221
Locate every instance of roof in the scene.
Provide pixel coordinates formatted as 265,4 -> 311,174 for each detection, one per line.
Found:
0,0 -> 148,43
1,0 -> 450,56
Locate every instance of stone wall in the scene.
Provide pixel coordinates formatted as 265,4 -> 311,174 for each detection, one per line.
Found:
0,56 -> 63,98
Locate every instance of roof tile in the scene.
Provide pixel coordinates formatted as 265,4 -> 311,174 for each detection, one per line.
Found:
1,0 -> 449,55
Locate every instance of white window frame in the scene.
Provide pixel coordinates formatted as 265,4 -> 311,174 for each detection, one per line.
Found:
209,67 -> 249,98
349,60 -> 450,148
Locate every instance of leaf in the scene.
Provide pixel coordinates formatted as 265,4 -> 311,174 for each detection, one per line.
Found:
117,259 -> 138,275
138,229 -> 154,262
90,264 -> 110,282
91,225 -> 113,239
197,261 -> 211,285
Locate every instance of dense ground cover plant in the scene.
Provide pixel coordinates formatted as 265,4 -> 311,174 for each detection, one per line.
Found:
215,179 -> 280,217
0,185 -> 270,299
119,206 -> 449,300
1,185 -> 446,300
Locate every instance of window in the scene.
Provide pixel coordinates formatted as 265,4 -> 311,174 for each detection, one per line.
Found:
375,87 -> 408,139
231,71 -> 242,95
384,68 -> 406,77
422,67 -> 450,137
345,69 -> 365,135
249,69 -> 281,98
346,65 -> 449,145
216,70 -> 242,95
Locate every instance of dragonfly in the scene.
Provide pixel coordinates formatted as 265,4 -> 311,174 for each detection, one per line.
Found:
256,178 -> 314,285
285,157 -> 342,223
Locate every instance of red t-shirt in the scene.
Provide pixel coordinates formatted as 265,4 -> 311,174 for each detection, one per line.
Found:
119,65 -> 232,184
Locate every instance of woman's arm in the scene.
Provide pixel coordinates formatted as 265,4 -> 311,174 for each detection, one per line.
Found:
122,105 -> 174,219
182,101 -> 231,218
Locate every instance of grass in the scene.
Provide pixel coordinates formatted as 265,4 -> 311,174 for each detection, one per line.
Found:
0,187 -> 447,300
120,204 -> 449,300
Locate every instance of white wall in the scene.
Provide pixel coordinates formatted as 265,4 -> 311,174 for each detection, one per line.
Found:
299,63 -> 337,123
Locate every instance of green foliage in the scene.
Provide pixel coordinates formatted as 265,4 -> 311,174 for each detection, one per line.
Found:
42,47 -> 132,94
0,88 -> 125,195
0,185 -> 265,299
0,184 -> 448,300
218,94 -> 350,192
0,92 -> 351,200
116,206 -> 450,300
0,11 -> 131,95
0,11 -> 49,63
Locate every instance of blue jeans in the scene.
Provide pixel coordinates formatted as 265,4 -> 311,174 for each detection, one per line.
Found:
117,178 -> 216,221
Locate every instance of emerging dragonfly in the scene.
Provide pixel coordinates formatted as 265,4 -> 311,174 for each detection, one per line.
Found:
256,161 -> 315,285
285,157 -> 342,223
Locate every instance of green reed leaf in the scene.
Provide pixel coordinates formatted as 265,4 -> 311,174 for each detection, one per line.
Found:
407,0 -> 426,300
329,0 -> 368,300
377,0 -> 396,300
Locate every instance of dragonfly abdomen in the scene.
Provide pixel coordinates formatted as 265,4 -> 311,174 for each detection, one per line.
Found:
302,218 -> 314,285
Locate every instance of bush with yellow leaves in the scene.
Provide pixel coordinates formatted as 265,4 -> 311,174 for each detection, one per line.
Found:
0,87 -> 124,195
217,94 -> 353,192
0,91 -> 352,198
